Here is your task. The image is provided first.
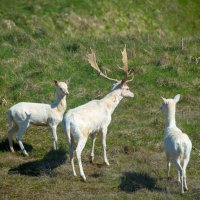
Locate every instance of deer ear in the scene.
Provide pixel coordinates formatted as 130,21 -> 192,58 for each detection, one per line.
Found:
161,97 -> 167,103
53,80 -> 58,86
174,94 -> 180,103
65,78 -> 71,85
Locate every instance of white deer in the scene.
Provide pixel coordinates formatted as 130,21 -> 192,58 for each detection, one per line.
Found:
8,80 -> 69,156
62,47 -> 134,181
160,94 -> 192,194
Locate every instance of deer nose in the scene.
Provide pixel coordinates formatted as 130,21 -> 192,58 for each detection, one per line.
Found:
66,91 -> 69,95
130,92 -> 134,98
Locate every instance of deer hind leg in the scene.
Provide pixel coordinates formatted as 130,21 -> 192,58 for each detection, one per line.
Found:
8,124 -> 18,153
90,133 -> 96,163
69,138 -> 76,177
174,159 -> 184,194
182,156 -> 190,191
16,122 -> 30,156
167,161 -> 171,179
66,128 -> 76,177
178,170 -> 181,183
76,136 -> 87,182
166,154 -> 171,178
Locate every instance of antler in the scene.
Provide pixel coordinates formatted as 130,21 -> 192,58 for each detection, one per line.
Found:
121,46 -> 128,78
87,49 -> 120,82
120,46 -> 134,83
87,47 -> 134,83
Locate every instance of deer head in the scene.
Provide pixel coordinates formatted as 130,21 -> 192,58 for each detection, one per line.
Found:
54,80 -> 69,96
160,94 -> 180,113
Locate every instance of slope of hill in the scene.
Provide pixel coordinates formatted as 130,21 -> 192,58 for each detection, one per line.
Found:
0,0 -> 200,199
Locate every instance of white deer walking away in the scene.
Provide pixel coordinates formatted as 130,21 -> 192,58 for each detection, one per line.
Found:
160,94 -> 192,194
8,80 -> 69,156
62,47 -> 134,181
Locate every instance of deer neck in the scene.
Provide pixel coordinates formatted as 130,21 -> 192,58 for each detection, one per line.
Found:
53,93 -> 67,115
165,104 -> 176,129
102,89 -> 123,115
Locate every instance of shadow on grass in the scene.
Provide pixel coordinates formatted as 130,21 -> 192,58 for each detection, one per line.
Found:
119,172 -> 162,192
90,172 -> 104,178
0,138 -> 33,153
8,148 -> 66,177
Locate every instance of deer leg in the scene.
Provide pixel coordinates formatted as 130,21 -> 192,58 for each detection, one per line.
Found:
178,171 -> 181,183
90,133 -> 96,163
50,125 -> 58,150
66,128 -> 76,177
16,122 -> 30,156
69,139 -> 76,177
174,159 -> 184,194
102,127 -> 109,166
8,124 -> 18,153
76,137 -> 87,182
166,154 -> 171,178
183,156 -> 190,191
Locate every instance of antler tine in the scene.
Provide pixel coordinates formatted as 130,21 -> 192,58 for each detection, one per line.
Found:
121,46 -> 134,83
121,46 -> 128,78
87,49 -> 119,82
87,49 -> 101,74
126,75 -> 134,83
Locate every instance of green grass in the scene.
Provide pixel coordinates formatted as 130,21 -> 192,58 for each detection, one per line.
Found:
0,0 -> 200,199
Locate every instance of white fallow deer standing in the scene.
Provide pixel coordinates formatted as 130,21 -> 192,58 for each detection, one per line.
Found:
62,47 -> 134,181
160,94 -> 192,194
8,80 -> 69,156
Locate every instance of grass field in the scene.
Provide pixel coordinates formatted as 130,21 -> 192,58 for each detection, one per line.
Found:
0,0 -> 200,199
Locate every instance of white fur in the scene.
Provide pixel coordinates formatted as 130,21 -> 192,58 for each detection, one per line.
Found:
62,82 -> 134,181
160,94 -> 192,194
8,81 -> 69,156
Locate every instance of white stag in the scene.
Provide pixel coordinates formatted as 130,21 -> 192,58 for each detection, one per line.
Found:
62,47 -> 134,181
8,80 -> 69,156
160,94 -> 192,194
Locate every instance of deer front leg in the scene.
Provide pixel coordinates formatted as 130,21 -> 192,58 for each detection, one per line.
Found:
102,127 -> 109,166
50,124 -> 58,150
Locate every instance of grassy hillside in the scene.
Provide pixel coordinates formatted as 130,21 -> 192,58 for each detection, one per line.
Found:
0,0 -> 200,199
